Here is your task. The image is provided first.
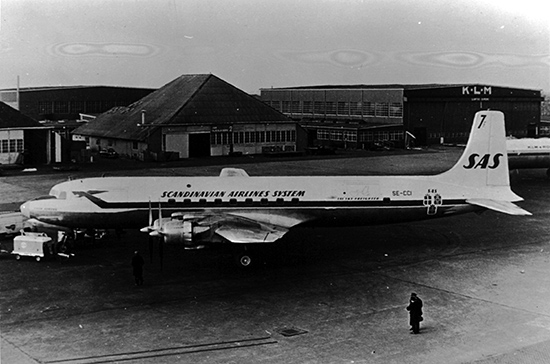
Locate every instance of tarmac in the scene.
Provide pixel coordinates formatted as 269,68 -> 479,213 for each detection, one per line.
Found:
2,149 -> 550,363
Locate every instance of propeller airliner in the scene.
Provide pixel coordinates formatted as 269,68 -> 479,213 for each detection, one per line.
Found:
20,111 -> 531,266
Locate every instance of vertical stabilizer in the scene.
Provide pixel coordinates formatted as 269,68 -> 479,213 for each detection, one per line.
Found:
440,110 -> 510,188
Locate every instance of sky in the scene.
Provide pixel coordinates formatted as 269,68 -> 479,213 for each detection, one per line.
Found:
0,0 -> 549,94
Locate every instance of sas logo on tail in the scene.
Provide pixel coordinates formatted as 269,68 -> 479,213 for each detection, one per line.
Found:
463,153 -> 503,169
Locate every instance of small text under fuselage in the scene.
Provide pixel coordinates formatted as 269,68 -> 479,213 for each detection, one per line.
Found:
160,190 -> 306,199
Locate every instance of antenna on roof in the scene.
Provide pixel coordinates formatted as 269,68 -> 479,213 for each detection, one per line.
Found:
141,110 -> 146,125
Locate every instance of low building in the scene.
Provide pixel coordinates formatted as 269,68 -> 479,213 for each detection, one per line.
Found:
73,74 -> 304,160
0,102 -> 45,165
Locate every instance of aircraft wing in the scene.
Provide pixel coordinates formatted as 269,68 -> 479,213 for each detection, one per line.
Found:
214,217 -> 289,243
466,199 -> 532,216
166,212 -> 293,244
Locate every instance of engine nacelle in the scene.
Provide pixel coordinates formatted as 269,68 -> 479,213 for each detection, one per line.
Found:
158,219 -> 209,247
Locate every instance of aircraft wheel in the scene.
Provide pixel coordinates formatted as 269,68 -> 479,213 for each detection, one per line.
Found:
238,254 -> 252,268
15,255 -> 21,261
35,256 -> 41,262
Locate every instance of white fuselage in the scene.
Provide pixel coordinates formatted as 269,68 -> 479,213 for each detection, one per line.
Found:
20,174 -> 504,230
507,138 -> 550,169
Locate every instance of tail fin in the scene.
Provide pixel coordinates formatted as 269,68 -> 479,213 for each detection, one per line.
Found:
439,110 -> 531,216
441,110 -> 510,187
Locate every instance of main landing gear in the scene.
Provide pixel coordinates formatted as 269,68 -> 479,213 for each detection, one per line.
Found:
233,246 -> 255,269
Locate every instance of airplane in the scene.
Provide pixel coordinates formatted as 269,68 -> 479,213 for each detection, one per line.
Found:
506,137 -> 550,175
0,211 -> 27,240
20,110 -> 531,267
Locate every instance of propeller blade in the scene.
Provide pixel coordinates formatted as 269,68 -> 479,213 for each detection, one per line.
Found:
148,199 -> 153,227
158,201 -> 163,233
140,199 -> 155,233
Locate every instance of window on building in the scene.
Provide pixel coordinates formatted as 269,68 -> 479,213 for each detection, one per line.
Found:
291,101 -> 300,114
54,101 -> 69,114
303,101 -> 313,114
70,101 -> 86,113
133,141 -> 139,150
325,102 -> 336,115
245,131 -> 250,143
337,102 -> 349,116
38,101 -> 53,115
314,101 -> 325,114
282,101 -> 291,113
233,132 -> 243,144
350,102 -> 362,116
389,131 -> 403,141
318,129 -> 330,140
330,130 -> 343,141
374,131 -> 389,141
270,101 -> 281,111
343,131 -> 357,142
389,103 -> 403,117
375,103 -> 389,117
86,101 -> 103,113
363,102 -> 375,116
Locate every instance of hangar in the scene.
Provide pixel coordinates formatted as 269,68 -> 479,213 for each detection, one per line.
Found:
73,74 -> 303,160
0,85 -> 154,165
0,85 -> 154,122
261,84 -> 543,149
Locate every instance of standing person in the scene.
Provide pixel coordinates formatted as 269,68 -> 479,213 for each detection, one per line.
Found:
406,292 -> 423,334
132,250 -> 144,286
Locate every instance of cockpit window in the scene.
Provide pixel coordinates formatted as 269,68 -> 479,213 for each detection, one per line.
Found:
48,189 -> 67,199
32,195 -> 57,201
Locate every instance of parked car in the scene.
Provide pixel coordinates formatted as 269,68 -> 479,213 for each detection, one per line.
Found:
99,148 -> 118,158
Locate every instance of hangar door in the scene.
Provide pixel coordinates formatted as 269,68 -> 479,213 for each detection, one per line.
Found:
189,133 -> 211,157
165,133 -> 188,159
165,133 -> 211,159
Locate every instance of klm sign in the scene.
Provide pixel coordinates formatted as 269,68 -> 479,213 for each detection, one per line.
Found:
462,86 -> 492,95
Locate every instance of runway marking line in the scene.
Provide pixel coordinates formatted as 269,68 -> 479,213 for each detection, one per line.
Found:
42,336 -> 277,364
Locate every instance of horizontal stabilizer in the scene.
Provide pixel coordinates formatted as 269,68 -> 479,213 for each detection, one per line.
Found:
466,199 -> 532,216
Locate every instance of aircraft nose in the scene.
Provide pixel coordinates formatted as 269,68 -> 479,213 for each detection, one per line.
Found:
20,201 -> 31,218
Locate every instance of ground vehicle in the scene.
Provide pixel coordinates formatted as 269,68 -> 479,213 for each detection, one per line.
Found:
99,148 -> 118,158
12,232 -> 53,262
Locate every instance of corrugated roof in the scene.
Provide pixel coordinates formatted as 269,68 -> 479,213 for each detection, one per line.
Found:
73,74 -> 290,141
0,102 -> 40,128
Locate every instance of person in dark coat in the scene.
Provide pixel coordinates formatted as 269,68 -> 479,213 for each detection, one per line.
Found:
131,250 -> 144,286
406,292 -> 423,334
